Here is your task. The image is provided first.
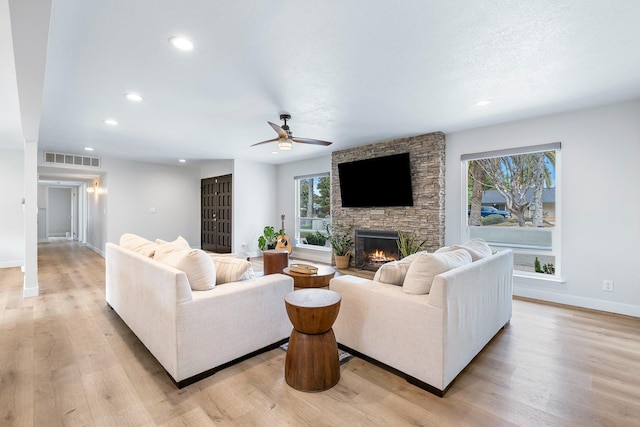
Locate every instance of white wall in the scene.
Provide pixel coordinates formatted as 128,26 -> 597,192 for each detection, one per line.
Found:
47,187 -> 71,237
86,175 -> 107,255
446,99 -> 640,317
102,157 -> 201,249
276,155 -> 332,263
0,148 -> 25,267
232,159 -> 277,256
200,159 -> 233,179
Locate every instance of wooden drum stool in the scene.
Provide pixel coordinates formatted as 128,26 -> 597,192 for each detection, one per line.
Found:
263,249 -> 289,275
284,289 -> 341,392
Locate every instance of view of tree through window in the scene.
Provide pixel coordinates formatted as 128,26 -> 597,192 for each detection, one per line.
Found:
296,174 -> 331,247
465,144 -> 559,276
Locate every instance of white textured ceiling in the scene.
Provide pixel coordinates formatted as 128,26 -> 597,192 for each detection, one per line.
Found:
5,1 -> 640,165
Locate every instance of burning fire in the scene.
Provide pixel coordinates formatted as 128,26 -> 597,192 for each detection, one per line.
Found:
368,250 -> 396,263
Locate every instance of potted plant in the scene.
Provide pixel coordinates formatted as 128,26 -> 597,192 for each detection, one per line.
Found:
258,225 -> 280,251
325,224 -> 353,269
396,229 -> 427,259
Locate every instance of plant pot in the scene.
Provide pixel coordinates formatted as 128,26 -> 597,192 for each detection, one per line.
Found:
334,254 -> 350,269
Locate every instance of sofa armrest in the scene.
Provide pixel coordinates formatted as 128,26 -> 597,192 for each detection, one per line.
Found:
429,249 -> 513,387
174,273 -> 294,381
105,242 -> 194,378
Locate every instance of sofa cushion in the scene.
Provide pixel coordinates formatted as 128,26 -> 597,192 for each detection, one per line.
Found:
154,244 -> 216,291
156,235 -> 191,250
210,256 -> 255,284
435,239 -> 492,261
373,251 -> 424,285
120,233 -> 157,257
402,249 -> 472,294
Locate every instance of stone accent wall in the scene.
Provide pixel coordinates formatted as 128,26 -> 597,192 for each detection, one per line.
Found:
331,132 -> 446,265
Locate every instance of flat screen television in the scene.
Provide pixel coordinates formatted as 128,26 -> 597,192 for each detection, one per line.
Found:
338,152 -> 414,207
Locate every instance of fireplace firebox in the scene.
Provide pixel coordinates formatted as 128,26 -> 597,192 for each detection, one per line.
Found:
354,229 -> 399,271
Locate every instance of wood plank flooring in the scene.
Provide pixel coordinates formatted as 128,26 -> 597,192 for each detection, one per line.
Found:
1,241 -> 639,426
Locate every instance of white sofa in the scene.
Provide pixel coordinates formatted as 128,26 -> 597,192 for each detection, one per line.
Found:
105,242 -> 294,387
329,249 -> 513,396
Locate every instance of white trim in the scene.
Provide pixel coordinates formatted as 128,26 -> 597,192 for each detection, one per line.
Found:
85,243 -> 105,258
23,284 -> 39,298
0,261 -> 23,268
461,142 -> 561,161
293,171 -> 330,180
514,271 -> 566,284
514,287 -> 640,318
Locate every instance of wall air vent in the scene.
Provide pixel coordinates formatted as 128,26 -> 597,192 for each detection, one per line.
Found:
43,152 -> 101,168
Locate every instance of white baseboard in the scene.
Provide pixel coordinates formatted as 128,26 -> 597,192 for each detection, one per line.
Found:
0,260 -> 23,268
514,286 -> 640,318
85,243 -> 105,258
22,278 -> 39,298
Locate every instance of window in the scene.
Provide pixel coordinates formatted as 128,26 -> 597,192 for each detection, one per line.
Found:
462,143 -> 561,278
295,173 -> 331,249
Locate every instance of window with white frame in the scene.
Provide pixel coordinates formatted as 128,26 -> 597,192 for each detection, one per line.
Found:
295,173 -> 331,249
462,143 -> 561,278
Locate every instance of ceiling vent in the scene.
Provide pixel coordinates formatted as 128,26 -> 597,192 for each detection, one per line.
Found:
43,151 -> 101,168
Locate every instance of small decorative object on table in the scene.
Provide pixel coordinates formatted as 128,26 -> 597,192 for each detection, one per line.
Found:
289,263 -> 319,275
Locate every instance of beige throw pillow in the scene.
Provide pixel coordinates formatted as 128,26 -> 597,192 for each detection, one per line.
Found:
402,249 -> 472,295
373,251 -> 425,286
156,235 -> 191,250
210,256 -> 255,284
435,238 -> 492,261
120,233 -> 158,257
154,244 -> 216,291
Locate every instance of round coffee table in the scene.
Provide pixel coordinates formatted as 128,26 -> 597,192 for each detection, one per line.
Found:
284,289 -> 341,392
282,265 -> 336,288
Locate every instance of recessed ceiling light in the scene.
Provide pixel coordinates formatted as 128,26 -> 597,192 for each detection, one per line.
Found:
84,147 -> 94,151
271,151 -> 278,155
475,100 -> 491,107
125,93 -> 143,102
104,119 -> 118,126
169,36 -> 194,51
178,159 -> 186,163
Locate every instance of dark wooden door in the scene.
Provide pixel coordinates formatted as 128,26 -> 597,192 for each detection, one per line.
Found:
201,174 -> 232,253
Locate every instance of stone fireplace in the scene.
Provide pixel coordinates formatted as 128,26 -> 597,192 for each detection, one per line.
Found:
331,131 -> 446,269
354,229 -> 399,271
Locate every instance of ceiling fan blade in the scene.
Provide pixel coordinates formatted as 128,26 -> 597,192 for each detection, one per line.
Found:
268,121 -> 288,139
291,137 -> 333,146
250,137 -> 279,147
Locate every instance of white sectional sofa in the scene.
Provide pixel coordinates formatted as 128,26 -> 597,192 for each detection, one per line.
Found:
329,247 -> 513,396
105,238 -> 294,387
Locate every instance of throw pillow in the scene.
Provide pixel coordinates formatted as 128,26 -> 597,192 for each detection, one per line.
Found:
154,244 -> 216,291
210,256 -> 255,284
373,251 -> 425,286
402,249 -> 472,295
120,233 -> 157,257
435,238 -> 492,261
156,235 -> 191,250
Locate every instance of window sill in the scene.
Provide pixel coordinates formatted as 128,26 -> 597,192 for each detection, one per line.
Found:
295,244 -> 331,252
514,271 -> 566,284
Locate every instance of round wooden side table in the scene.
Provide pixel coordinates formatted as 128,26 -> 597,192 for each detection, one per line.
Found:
282,265 -> 336,288
284,289 -> 341,392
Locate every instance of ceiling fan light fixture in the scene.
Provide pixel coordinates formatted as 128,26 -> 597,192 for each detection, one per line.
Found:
278,138 -> 293,150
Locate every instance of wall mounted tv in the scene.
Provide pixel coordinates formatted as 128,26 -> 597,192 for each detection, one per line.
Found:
338,152 -> 414,207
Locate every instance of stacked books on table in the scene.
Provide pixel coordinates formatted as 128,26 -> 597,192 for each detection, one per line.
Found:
289,263 -> 318,275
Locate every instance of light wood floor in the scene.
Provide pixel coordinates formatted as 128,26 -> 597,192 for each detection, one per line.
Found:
1,241 -> 639,426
